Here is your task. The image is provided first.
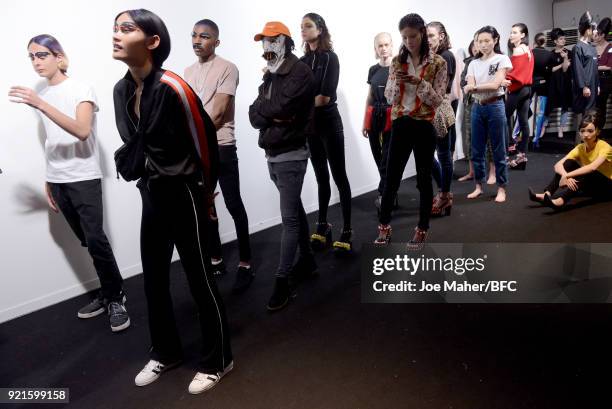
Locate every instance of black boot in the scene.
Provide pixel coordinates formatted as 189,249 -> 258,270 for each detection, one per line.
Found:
267,277 -> 294,311
290,254 -> 318,284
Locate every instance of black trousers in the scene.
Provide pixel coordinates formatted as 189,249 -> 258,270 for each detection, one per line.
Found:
506,86 -> 531,153
209,145 -> 251,262
139,176 -> 232,373
545,159 -> 612,203
309,107 -> 352,229
380,116 -> 437,230
49,179 -> 123,301
368,105 -> 392,195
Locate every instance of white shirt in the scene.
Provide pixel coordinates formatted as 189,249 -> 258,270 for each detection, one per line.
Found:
467,53 -> 513,101
39,78 -> 102,183
399,59 -> 425,113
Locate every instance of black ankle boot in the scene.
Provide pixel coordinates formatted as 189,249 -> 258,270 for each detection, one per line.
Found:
267,278 -> 294,311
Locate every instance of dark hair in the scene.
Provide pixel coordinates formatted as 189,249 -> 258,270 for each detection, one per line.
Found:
578,11 -> 593,36
194,19 -> 219,38
598,17 -> 612,37
398,13 -> 429,64
508,23 -> 529,54
579,110 -> 603,131
28,34 -> 68,73
468,40 -> 476,57
284,36 -> 295,55
534,32 -> 546,47
474,26 -> 502,58
550,27 -> 565,41
302,13 -> 333,53
427,21 -> 451,53
115,9 -> 171,68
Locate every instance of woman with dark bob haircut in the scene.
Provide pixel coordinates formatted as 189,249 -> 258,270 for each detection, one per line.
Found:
529,111 -> 612,209
111,8 -> 233,394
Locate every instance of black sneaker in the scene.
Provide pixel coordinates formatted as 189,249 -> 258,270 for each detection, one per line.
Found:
232,265 -> 255,294
210,259 -> 227,276
108,299 -> 130,332
289,254 -> 318,284
267,278 -> 295,312
77,294 -> 105,319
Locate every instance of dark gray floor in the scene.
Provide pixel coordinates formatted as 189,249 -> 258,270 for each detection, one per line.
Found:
1,152 -> 611,409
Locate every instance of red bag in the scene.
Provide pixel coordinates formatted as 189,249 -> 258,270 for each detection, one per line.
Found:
364,105 -> 374,131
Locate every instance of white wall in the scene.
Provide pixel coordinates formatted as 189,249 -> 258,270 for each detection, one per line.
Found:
0,0 -> 553,323
552,0 -> 610,28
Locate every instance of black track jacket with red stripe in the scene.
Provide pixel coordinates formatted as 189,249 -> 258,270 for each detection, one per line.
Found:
113,68 -> 218,200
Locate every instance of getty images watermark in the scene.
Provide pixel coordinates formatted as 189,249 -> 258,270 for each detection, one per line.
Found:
361,243 -> 612,303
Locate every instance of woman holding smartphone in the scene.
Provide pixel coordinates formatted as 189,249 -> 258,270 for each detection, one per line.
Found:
374,13 -> 447,249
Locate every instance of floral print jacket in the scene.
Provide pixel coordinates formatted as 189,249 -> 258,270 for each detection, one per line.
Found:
385,51 -> 447,122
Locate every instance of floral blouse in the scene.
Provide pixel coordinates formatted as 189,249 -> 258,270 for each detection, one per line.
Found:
385,50 -> 447,122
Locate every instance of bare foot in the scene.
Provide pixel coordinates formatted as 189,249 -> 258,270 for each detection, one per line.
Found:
495,187 -> 506,203
467,185 -> 483,199
486,174 -> 496,185
458,173 -> 474,182
552,197 -> 564,206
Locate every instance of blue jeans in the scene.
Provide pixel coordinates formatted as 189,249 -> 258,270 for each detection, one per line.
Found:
471,100 -> 508,186
432,131 -> 453,193
534,96 -> 547,145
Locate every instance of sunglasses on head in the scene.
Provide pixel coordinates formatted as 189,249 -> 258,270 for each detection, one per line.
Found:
28,51 -> 52,61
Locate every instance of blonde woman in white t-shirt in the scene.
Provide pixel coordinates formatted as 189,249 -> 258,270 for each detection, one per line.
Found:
463,26 -> 513,203
8,34 -> 129,332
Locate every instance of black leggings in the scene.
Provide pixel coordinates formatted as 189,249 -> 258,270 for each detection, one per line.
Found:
380,116 -> 437,230
309,108 -> 352,229
506,86 -> 531,153
545,159 -> 612,203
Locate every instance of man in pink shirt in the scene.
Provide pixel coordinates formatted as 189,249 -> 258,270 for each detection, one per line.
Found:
185,19 -> 253,293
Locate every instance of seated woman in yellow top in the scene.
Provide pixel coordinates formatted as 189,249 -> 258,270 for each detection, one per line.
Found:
529,111 -> 612,209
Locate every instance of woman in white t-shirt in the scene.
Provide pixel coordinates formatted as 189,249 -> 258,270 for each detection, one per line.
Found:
463,26 -> 513,203
8,34 -> 129,332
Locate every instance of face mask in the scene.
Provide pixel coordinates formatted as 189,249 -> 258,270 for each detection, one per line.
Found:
262,35 -> 287,73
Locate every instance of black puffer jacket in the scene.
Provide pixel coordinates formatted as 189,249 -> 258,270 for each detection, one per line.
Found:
249,53 -> 315,156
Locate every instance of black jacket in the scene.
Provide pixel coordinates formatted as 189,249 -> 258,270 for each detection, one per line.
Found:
113,68 -> 218,198
249,53 -> 315,156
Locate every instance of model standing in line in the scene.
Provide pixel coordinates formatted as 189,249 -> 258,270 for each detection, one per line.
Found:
463,25 -> 513,203
300,13 -> 353,253
427,21 -> 456,217
374,13 -> 447,249
572,11 -> 599,142
546,28 -> 573,139
184,18 -> 254,293
111,9 -> 232,394
249,21 -> 317,311
531,32 -> 553,145
529,111 -> 612,209
594,17 -> 612,130
9,34 -> 129,332
505,23 -> 534,170
363,32 -> 394,214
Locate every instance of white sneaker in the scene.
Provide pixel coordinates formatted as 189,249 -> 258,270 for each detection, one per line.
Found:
188,361 -> 234,394
134,359 -> 178,387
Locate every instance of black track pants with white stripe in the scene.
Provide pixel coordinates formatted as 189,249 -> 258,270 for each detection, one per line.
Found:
139,176 -> 232,373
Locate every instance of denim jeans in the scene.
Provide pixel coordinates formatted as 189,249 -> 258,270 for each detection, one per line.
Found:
267,160 -> 312,278
432,131 -> 453,193
471,100 -> 508,186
